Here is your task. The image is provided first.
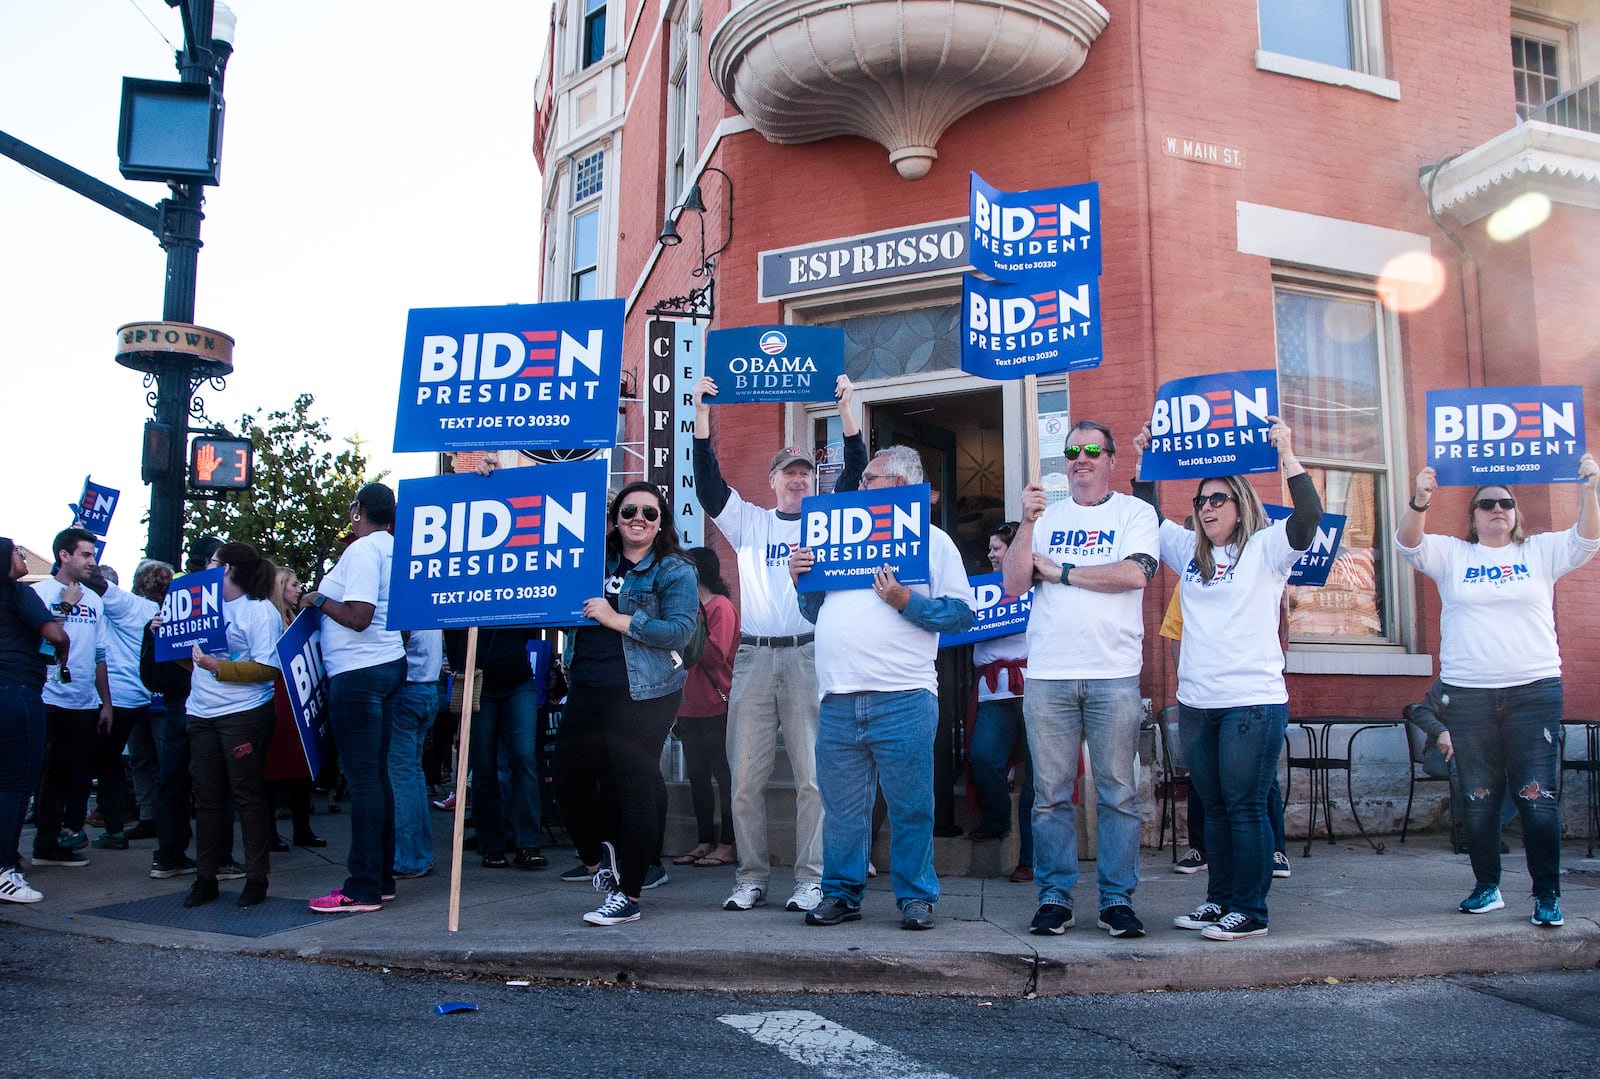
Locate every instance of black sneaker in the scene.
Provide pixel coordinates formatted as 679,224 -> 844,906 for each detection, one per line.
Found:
641,864 -> 668,889
1173,848 -> 1207,874
182,878 -> 219,908
32,846 -> 89,868
1030,903 -> 1074,935
1097,904 -> 1146,938
1173,901 -> 1225,930
1201,911 -> 1269,940
216,861 -> 246,882
804,897 -> 862,926
559,863 -> 592,882
236,878 -> 269,908
150,854 -> 197,879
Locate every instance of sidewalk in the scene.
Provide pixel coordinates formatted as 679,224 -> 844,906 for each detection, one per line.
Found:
5,813 -> 1599,997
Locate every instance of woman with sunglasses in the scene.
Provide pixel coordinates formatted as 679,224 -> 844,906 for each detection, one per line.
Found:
967,521 -> 1034,883
1133,417 -> 1320,941
1398,457 -> 1599,928
556,482 -> 699,926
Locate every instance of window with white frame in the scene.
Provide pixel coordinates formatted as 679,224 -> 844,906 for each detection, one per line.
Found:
665,0 -> 702,205
581,0 -> 607,69
1258,0 -> 1384,77
1273,281 -> 1399,644
1511,14 -> 1573,121
569,150 -> 604,301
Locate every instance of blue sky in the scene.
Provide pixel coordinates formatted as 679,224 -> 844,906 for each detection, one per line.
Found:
1,1 -> 545,570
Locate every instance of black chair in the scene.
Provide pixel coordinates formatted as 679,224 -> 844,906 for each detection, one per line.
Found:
1153,705 -> 1186,862
1399,706 -> 1456,849
1559,720 -> 1599,859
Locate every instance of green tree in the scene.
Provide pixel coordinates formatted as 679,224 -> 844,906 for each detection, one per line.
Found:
185,394 -> 381,583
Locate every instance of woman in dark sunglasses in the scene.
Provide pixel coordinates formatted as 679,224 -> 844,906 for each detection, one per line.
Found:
1132,416 -> 1321,942
1397,456 -> 1600,929
555,482 -> 699,927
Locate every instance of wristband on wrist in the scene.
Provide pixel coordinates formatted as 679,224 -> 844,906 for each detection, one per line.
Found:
1408,495 -> 1431,513
1061,563 -> 1075,586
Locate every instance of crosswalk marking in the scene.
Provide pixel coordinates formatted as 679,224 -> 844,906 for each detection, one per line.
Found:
718,1009 -> 957,1078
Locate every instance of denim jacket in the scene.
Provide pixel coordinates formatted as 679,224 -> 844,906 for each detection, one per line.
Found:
564,547 -> 699,700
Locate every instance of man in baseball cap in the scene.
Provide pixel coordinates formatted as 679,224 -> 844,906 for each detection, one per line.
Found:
690,374 -> 863,915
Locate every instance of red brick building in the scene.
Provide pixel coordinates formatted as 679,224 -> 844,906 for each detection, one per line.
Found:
533,0 -> 1599,779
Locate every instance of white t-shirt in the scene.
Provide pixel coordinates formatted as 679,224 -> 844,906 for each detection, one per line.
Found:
100,585 -> 159,708
1024,492 -> 1158,680
973,634 -> 1027,702
712,489 -> 814,638
33,578 -> 108,710
318,531 -> 405,677
405,629 -> 444,684
184,595 -> 282,718
1397,526 -> 1599,688
1160,518 -> 1301,708
812,526 -> 976,697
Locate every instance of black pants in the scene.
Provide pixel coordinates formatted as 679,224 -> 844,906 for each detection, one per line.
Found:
189,703 -> 276,882
555,682 -> 679,897
677,713 -> 734,846
93,705 -> 149,833
33,706 -> 98,851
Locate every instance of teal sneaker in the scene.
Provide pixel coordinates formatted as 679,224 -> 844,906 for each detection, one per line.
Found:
58,829 -> 89,851
1459,884 -> 1504,914
91,832 -> 129,851
1532,895 -> 1564,927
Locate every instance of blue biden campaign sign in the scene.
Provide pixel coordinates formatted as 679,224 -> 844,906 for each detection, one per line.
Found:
388,459 -> 608,630
276,609 -> 333,778
393,300 -> 623,453
74,477 -> 119,537
154,568 -> 228,660
1140,370 -> 1280,481
969,173 -> 1101,281
962,272 -> 1102,379
1264,506 -> 1347,587
795,484 -> 932,593
704,325 -> 844,403
1426,385 -> 1585,487
940,572 -> 1032,648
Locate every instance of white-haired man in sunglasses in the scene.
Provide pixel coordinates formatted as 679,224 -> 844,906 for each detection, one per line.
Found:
1001,420 -> 1159,941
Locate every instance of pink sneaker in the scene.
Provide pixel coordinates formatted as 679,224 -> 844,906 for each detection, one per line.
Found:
309,889 -> 382,913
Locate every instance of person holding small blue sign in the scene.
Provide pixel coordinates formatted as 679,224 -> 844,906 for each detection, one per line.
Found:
180,542 -> 284,909
1397,453 -> 1599,928
966,522 -> 1034,884
555,482 -> 699,927
1,538 -> 71,904
788,446 -> 976,931
1133,416 -> 1321,942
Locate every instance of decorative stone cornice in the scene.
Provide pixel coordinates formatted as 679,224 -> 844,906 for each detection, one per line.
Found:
708,0 -> 1110,180
1426,121 -> 1600,225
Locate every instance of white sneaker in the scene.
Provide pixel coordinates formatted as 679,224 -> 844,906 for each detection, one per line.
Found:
785,881 -> 823,912
723,882 -> 766,911
0,867 -> 43,904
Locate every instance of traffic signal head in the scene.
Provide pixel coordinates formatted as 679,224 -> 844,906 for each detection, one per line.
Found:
188,436 -> 253,491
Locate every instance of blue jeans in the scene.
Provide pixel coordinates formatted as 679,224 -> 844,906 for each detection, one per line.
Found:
1023,676 -> 1143,911
389,681 -> 438,875
327,658 -> 406,903
470,680 -> 542,854
969,697 -> 1034,866
816,690 -> 939,909
0,682 -> 46,870
1444,678 -> 1563,899
1181,703 -> 1288,923
1187,780 -> 1286,857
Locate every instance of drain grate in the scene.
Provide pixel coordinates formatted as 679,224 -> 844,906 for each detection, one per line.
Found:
81,893 -> 351,937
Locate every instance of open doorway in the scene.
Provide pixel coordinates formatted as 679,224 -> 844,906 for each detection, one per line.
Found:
869,387 -> 1006,574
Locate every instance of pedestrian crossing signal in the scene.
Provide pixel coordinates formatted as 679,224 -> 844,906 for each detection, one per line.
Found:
189,436 -> 253,491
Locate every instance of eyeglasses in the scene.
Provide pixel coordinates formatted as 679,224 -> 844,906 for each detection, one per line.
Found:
1064,444 -> 1104,460
1473,497 -> 1516,511
860,471 -> 894,485
618,503 -> 660,522
1192,492 -> 1238,511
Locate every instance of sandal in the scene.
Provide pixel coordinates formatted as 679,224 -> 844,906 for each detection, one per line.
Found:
673,845 -> 715,866
482,851 -> 510,868
513,847 -> 548,870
